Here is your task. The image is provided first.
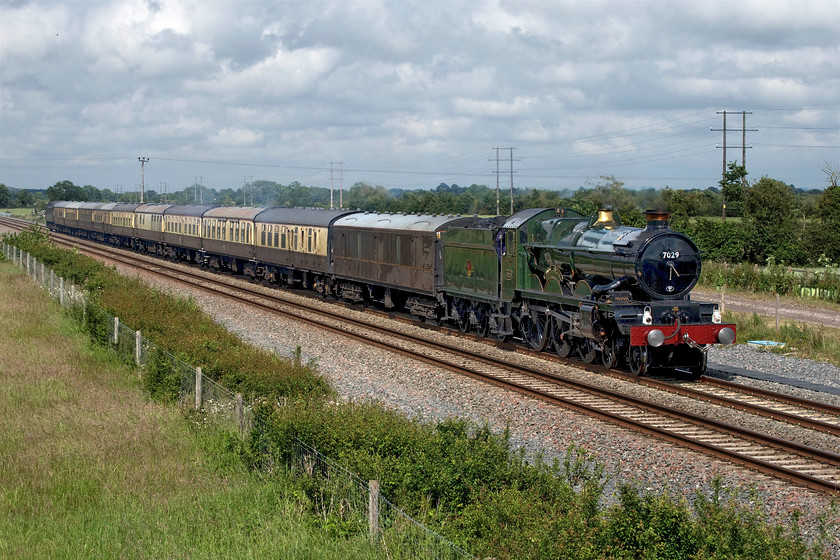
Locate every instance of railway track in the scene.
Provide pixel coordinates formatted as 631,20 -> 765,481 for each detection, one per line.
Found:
4,216 -> 840,494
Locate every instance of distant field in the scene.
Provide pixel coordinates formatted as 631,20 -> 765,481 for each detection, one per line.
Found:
689,216 -> 743,223
0,207 -> 35,217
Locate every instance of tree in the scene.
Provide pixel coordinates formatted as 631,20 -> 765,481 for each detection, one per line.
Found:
0,183 -> 11,208
743,176 -> 804,264
718,161 -> 748,220
46,180 -> 87,201
821,161 -> 840,189
806,184 -> 840,264
662,187 -> 701,231
16,190 -> 34,207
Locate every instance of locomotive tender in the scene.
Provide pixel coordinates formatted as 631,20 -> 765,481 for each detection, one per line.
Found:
46,201 -> 734,377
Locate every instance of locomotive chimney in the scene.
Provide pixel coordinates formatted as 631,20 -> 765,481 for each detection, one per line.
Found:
644,210 -> 671,231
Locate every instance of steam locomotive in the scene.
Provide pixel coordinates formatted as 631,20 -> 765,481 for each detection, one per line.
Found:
46,201 -> 735,377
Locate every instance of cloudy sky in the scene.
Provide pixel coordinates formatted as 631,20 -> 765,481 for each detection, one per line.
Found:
1,0 -> 838,197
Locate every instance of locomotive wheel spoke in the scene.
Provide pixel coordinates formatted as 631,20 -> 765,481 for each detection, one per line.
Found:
628,346 -> 649,376
601,339 -> 619,369
523,310 -> 549,352
552,318 -> 573,358
581,339 -> 598,364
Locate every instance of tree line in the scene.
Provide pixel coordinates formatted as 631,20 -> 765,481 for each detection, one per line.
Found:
3,164 -> 838,267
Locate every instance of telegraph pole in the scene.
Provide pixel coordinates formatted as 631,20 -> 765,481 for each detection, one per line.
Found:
491,148 -> 517,215
330,162 -> 344,209
494,148 -> 500,215
712,111 -> 755,221
138,157 -> 149,203
509,147 -> 517,215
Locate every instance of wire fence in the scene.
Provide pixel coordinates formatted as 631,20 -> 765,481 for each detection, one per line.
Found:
1,241 -> 476,560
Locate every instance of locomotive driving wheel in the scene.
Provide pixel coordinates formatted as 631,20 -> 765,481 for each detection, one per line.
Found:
552,317 -> 573,358
628,346 -> 649,376
601,339 -> 619,369
580,338 -> 598,364
522,309 -> 550,352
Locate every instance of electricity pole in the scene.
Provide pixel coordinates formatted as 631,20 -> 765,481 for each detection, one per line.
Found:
509,147 -> 517,215
712,111 -> 755,221
491,147 -> 517,215
138,157 -> 149,203
330,162 -> 344,209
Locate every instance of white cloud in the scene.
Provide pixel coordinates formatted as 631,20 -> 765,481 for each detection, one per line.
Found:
208,127 -> 264,147
0,0 -> 837,191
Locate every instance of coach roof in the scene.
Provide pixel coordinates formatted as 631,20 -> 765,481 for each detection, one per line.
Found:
333,212 -> 463,232
136,203 -> 174,215
164,205 -> 214,218
203,206 -> 265,220
255,207 -> 358,227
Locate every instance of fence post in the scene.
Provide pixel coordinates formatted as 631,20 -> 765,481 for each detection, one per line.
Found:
135,330 -> 142,365
775,293 -> 780,333
720,285 -> 725,316
70,284 -> 76,303
50,269 -> 54,294
369,480 -> 380,543
195,367 -> 202,410
114,317 -> 120,345
236,393 -> 244,435
59,277 -> 65,307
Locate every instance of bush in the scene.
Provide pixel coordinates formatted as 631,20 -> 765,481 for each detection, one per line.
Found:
3,229 -> 331,401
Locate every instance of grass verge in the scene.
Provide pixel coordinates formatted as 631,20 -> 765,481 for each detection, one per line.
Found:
723,311 -> 840,366
0,262 -> 382,559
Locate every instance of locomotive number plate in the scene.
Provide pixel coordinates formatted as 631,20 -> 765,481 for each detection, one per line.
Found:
660,251 -> 680,259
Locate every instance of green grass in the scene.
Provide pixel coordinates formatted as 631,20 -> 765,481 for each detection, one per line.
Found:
724,311 -> 840,366
0,207 -> 35,217
0,262 -> 383,559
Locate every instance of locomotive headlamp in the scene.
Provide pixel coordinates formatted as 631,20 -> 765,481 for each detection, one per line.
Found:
642,306 -> 653,325
647,329 -> 665,347
717,327 -> 736,345
712,306 -> 722,324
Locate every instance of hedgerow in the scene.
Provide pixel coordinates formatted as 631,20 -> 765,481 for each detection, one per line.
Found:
2,228 -> 331,400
